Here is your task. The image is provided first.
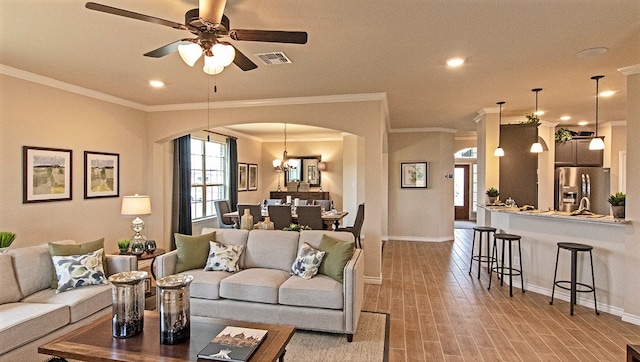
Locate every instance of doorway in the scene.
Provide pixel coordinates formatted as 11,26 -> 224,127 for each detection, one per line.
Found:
454,165 -> 469,220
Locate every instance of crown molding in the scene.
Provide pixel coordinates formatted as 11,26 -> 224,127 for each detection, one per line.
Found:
389,127 -> 457,134
618,64 -> 640,76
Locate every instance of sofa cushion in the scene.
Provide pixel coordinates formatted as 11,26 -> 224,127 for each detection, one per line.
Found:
298,230 -> 354,250
22,283 -> 112,323
291,242 -> 325,280
0,302 -> 70,355
9,244 -> 55,297
279,274 -> 344,310
189,269 -> 231,300
244,230 -> 299,271
204,241 -> 244,272
220,268 -> 290,304
202,228 -> 249,269
175,231 -> 216,273
318,234 -> 355,283
49,238 -> 106,288
0,253 -> 22,303
52,249 -> 108,293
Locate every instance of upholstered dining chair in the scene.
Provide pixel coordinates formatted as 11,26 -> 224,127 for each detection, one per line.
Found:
268,205 -> 293,230
296,205 -> 324,230
237,203 -> 262,228
337,203 -> 365,249
297,199 -> 308,206
265,198 -> 282,205
214,200 -> 235,229
313,199 -> 333,212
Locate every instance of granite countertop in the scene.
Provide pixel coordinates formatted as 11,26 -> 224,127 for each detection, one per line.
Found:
478,204 -> 629,225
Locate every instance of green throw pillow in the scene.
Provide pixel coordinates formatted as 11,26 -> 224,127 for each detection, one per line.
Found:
174,231 -> 216,273
49,238 -> 106,289
318,234 -> 355,283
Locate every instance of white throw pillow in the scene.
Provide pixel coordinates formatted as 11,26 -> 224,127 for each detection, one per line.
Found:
204,241 -> 244,272
51,248 -> 107,293
291,242 -> 326,280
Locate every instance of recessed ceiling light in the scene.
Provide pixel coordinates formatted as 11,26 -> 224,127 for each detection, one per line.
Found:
560,116 -> 571,121
574,47 -> 608,59
446,58 -> 465,67
149,80 -> 165,88
578,121 -> 589,126
599,90 -> 616,97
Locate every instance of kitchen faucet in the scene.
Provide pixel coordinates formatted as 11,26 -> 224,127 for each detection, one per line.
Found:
578,197 -> 591,211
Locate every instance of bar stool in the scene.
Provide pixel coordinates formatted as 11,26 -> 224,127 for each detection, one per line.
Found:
488,233 -> 525,297
469,226 -> 497,279
549,242 -> 599,316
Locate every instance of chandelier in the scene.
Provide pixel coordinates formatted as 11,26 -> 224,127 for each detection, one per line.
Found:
272,123 -> 298,171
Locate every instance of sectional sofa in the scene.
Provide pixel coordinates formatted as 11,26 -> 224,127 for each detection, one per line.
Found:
155,228 -> 364,341
0,243 -> 137,361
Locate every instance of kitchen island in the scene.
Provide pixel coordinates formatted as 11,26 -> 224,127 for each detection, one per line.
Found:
478,205 -> 628,315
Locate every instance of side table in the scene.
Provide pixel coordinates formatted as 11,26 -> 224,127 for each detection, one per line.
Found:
136,248 -> 165,280
135,249 -> 165,310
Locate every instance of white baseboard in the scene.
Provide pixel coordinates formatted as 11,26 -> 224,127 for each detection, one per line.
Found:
384,235 -> 453,242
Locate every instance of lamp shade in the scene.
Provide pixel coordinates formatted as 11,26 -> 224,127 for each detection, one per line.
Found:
589,136 -> 605,150
203,55 -> 224,75
177,43 -> 203,67
530,142 -> 543,153
212,43 -> 236,67
121,195 -> 151,215
494,147 -> 505,157
273,159 -> 282,168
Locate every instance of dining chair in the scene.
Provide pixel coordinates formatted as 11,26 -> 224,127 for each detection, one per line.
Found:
296,205 -> 324,230
237,203 -> 262,228
297,199 -> 308,206
313,199 -> 333,211
268,205 -> 293,230
266,198 -> 282,205
337,203 -> 365,248
214,200 -> 235,229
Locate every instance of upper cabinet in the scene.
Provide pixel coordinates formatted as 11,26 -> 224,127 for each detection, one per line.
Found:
555,138 -> 603,167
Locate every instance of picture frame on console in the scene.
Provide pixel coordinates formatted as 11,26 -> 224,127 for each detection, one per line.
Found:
23,146 -> 73,203
401,161 -> 428,189
238,163 -> 248,192
84,151 -> 119,199
248,164 -> 258,191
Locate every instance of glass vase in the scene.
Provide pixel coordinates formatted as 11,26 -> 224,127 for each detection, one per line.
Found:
108,271 -> 148,338
157,274 -> 194,345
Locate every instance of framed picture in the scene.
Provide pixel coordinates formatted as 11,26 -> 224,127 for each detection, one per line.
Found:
84,151 -> 119,199
23,146 -> 73,203
248,164 -> 258,191
238,163 -> 248,191
401,162 -> 428,188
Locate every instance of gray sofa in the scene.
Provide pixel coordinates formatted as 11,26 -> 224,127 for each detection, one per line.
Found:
155,229 -> 364,341
0,243 -> 137,361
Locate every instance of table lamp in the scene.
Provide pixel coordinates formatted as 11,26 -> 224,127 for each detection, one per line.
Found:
121,194 -> 151,248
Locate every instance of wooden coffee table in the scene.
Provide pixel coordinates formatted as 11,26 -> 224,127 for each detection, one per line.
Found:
38,311 -> 295,361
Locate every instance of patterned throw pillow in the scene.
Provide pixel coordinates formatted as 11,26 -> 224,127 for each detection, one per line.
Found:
291,242 -> 326,280
51,248 -> 107,293
204,241 -> 244,272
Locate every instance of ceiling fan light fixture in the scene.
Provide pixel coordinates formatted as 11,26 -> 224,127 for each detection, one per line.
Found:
203,55 -> 224,74
178,43 -> 203,67
213,42 -> 236,67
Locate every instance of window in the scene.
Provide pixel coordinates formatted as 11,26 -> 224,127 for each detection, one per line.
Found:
191,138 -> 226,220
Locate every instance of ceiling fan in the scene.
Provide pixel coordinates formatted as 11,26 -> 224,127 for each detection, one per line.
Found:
85,0 -> 308,74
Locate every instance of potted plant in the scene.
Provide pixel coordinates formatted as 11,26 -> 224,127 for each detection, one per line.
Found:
486,188 -> 500,204
283,224 -> 312,232
608,192 -> 626,218
0,231 -> 16,252
117,239 -> 131,255
555,128 -> 573,143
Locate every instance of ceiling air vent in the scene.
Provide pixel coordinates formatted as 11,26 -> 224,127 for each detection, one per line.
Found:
255,52 -> 292,65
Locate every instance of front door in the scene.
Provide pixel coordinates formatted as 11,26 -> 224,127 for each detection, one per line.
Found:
454,165 -> 469,220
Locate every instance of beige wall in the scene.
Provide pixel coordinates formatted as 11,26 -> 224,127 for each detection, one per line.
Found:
0,75 -> 148,252
387,131 -> 455,241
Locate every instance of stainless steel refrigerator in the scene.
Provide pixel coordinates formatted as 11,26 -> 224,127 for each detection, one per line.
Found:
554,167 -> 610,215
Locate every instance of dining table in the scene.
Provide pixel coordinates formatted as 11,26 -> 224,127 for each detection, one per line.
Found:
223,209 -> 348,230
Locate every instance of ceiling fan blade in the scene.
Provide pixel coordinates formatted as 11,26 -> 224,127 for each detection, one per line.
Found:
144,40 -> 194,58
230,45 -> 258,71
230,30 -> 308,44
199,0 -> 227,24
85,2 -> 188,30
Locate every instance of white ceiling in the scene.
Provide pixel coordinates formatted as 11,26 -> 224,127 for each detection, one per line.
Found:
1,0 -> 639,139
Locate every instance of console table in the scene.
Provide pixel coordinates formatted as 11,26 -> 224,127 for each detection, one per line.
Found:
270,191 -> 329,202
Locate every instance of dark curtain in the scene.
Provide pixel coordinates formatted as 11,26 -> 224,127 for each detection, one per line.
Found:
227,137 -> 238,211
171,135 -> 192,249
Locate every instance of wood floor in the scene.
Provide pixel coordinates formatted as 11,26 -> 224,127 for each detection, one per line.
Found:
364,229 -> 640,361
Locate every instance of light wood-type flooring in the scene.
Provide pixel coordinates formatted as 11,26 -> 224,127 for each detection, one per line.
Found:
364,228 -> 640,361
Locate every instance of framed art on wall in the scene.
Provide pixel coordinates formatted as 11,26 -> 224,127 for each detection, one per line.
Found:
248,164 -> 258,191
238,163 -> 248,191
23,146 -> 73,203
84,151 -> 119,199
401,161 -> 428,188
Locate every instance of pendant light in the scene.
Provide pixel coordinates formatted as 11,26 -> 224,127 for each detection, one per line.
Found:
530,88 -> 544,153
494,101 -> 505,157
589,75 -> 605,150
